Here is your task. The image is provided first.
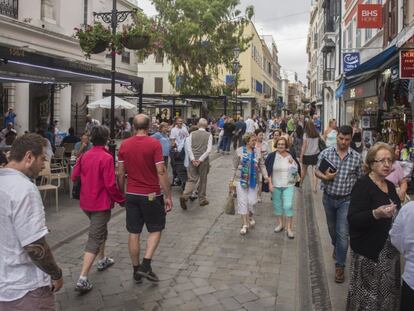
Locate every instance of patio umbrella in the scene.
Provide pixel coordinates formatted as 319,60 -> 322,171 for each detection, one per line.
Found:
87,96 -> 136,110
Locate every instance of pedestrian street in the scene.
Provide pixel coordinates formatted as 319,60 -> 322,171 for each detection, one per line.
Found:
52,154 -> 301,311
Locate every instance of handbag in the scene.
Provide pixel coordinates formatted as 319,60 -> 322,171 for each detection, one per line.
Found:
224,192 -> 236,215
318,137 -> 327,151
72,156 -> 82,200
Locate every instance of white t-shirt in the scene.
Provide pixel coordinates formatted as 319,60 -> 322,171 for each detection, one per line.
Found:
170,126 -> 189,148
0,168 -> 50,302
245,119 -> 256,133
272,153 -> 298,187
303,134 -> 320,155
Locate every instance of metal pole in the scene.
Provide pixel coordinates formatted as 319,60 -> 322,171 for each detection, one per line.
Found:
138,83 -> 143,113
109,0 -> 117,158
49,84 -> 55,127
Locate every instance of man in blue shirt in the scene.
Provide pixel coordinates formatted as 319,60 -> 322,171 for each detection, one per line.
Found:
3,107 -> 16,128
313,114 -> 321,133
151,122 -> 171,165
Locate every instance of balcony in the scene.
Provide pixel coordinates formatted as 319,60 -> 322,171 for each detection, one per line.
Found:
323,68 -> 335,81
0,0 -> 18,19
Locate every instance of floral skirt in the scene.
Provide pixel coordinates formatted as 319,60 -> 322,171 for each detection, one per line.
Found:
346,239 -> 401,311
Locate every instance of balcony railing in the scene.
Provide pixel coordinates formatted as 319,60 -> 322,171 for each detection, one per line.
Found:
0,0 -> 18,18
323,68 -> 335,81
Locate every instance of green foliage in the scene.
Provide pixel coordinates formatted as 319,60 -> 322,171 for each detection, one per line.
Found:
151,0 -> 254,95
74,23 -> 112,58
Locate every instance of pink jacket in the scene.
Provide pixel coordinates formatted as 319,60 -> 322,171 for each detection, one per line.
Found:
71,146 -> 125,211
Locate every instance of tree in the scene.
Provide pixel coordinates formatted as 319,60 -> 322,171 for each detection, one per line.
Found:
151,0 -> 254,95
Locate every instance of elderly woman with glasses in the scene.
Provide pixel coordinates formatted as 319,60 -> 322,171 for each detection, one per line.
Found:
230,133 -> 269,235
346,143 -> 401,311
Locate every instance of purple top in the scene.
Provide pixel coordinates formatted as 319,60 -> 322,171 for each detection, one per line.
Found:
386,162 -> 405,187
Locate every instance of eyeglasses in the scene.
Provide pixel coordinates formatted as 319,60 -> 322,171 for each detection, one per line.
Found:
373,158 -> 393,165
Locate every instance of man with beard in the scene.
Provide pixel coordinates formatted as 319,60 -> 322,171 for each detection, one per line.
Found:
0,134 -> 63,310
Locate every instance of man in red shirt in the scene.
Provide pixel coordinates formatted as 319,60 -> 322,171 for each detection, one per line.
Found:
118,114 -> 172,283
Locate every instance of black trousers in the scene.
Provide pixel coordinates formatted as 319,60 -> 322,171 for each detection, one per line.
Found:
401,280 -> 414,311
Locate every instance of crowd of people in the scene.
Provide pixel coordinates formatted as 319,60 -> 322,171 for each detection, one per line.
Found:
1,109 -> 414,311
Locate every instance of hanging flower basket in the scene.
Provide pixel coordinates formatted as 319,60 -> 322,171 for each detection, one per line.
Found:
90,39 -> 109,54
74,23 -> 112,58
122,34 -> 150,50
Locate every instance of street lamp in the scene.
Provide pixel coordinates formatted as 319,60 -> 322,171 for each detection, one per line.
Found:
232,47 -> 240,117
93,1 -> 136,159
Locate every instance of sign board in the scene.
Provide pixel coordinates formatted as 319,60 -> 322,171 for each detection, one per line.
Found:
400,50 -> 414,79
357,4 -> 382,29
343,52 -> 360,73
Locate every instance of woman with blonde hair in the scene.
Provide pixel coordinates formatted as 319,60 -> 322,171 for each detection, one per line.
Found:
265,137 -> 301,239
231,133 -> 269,235
323,119 -> 338,148
347,142 -> 401,310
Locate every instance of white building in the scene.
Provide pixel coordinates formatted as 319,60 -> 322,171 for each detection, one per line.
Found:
0,0 -> 141,135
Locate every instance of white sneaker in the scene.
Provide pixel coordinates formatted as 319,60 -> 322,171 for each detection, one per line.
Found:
249,219 -> 256,227
274,224 -> 284,233
287,229 -> 295,239
240,225 -> 248,235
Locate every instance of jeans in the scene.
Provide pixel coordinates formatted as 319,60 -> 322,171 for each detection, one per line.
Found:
272,186 -> 295,217
322,193 -> 350,267
222,136 -> 232,152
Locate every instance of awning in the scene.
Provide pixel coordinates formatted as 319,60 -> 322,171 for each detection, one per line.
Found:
345,45 -> 398,78
87,96 -> 136,110
0,43 -> 143,86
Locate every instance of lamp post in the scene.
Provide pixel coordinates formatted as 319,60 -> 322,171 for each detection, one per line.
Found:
232,47 -> 240,118
93,1 -> 136,158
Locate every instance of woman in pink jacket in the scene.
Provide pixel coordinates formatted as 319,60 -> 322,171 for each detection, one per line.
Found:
71,126 -> 125,293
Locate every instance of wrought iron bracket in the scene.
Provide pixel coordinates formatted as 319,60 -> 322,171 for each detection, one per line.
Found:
120,82 -> 142,94
51,83 -> 70,91
93,9 -> 137,25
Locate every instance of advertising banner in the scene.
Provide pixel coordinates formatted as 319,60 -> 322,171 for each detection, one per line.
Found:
400,50 -> 414,79
343,52 -> 360,73
357,4 -> 382,29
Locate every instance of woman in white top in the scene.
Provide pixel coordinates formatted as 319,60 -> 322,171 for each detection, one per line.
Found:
267,137 -> 299,239
231,133 -> 269,235
323,119 -> 338,148
300,121 -> 320,193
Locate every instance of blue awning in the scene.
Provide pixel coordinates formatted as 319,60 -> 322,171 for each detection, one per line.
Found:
345,45 -> 398,78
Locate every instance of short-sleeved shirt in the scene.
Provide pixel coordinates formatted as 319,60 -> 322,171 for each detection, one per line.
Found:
170,126 -> 189,148
0,168 -> 50,302
303,134 -> 319,155
386,162 -> 405,187
118,135 -> 164,195
317,146 -> 363,196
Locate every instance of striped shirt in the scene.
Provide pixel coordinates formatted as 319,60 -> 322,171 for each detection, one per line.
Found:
317,146 -> 363,196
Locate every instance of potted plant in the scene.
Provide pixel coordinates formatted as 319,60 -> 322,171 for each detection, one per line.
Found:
74,22 -> 112,58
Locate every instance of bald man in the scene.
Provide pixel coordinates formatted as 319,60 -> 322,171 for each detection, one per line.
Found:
118,114 -> 172,283
180,118 -> 213,210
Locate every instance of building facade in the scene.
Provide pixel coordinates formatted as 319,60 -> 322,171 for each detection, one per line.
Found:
0,0 -> 140,135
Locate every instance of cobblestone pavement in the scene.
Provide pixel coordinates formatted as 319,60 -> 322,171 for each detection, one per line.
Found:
53,155 -> 302,311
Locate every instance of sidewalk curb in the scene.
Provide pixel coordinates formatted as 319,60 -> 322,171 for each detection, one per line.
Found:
51,153 -> 223,251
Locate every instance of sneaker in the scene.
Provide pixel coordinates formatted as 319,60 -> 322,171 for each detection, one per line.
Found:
240,225 -> 248,235
249,218 -> 256,227
274,224 -> 284,233
133,271 -> 143,284
97,257 -> 114,271
199,200 -> 209,206
136,266 -> 159,282
287,229 -> 295,239
75,278 -> 93,293
335,267 -> 345,283
180,196 -> 187,210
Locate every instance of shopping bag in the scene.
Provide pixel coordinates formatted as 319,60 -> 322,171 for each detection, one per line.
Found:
224,193 -> 235,215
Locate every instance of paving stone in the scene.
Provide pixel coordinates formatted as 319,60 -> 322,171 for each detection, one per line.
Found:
193,286 -> 217,296
219,297 -> 242,310
233,291 -> 259,304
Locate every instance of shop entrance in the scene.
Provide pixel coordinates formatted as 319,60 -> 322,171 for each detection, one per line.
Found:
29,84 -> 49,131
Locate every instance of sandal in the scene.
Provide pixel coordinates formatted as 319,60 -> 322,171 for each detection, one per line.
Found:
240,225 -> 248,235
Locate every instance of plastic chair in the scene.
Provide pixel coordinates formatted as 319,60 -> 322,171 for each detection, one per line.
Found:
37,161 -> 60,212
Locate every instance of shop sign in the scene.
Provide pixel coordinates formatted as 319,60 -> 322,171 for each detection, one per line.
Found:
400,50 -> 414,79
357,4 -> 382,29
344,79 -> 377,101
343,52 -> 360,73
